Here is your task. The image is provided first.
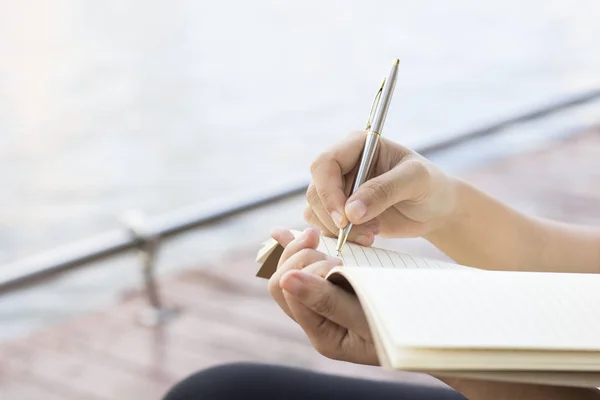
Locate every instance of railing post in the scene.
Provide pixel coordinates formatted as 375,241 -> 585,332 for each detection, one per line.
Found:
121,210 -> 179,327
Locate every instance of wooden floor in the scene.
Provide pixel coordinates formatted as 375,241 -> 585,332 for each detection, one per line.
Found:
2,128 -> 600,399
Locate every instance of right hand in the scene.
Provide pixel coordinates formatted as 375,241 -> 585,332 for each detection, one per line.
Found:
305,130 -> 460,246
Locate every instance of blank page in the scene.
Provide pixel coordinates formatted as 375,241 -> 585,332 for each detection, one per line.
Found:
332,267 -> 600,351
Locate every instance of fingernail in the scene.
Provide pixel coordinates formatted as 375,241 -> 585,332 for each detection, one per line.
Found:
346,200 -> 367,221
355,233 -> 373,246
330,211 -> 344,228
281,273 -> 304,295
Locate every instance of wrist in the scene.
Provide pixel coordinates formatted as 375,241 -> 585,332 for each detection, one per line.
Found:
422,177 -> 542,271
424,177 -> 472,244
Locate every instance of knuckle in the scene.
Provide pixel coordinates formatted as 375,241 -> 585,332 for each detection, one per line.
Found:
309,154 -> 328,175
318,188 -> 334,205
404,159 -> 429,180
314,336 -> 344,361
314,262 -> 335,278
303,204 -> 316,223
279,248 -> 320,274
306,184 -> 319,205
363,179 -> 395,202
331,338 -> 351,361
311,292 -> 336,317
314,341 -> 337,359
346,130 -> 367,140
267,276 -> 280,297
296,248 -> 317,264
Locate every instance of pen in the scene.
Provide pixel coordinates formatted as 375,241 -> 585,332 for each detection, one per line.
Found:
336,59 -> 399,256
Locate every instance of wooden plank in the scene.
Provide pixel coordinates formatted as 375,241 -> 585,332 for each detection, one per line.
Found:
0,379 -> 81,400
2,313 -> 173,399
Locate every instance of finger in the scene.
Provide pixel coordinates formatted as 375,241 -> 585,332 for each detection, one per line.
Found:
276,248 -> 333,279
270,227 -> 295,248
345,158 -> 428,225
302,258 -> 343,278
277,258 -> 343,320
269,250 -> 337,320
306,184 -> 340,236
280,269 -> 372,339
304,205 -> 379,247
268,227 -> 321,320
343,163 -> 359,197
309,131 -> 370,228
278,227 -> 320,266
303,204 -> 336,237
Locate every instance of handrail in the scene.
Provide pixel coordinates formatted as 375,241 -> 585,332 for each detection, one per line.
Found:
2,88 -> 600,296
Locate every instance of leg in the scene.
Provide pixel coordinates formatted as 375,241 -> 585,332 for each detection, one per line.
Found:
163,362 -> 468,400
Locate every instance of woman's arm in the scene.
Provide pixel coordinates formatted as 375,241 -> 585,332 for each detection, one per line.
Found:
429,180 -> 600,398
426,178 -> 600,273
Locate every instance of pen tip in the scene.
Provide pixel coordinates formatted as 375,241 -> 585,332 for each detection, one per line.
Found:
393,58 -> 399,66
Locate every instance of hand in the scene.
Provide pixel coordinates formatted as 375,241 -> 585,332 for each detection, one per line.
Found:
305,130 -> 459,246
267,226 -> 378,365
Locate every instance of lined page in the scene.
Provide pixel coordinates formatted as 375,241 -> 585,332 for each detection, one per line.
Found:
316,235 -> 467,270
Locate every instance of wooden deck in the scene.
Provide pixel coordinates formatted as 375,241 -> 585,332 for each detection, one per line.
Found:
2,128 -> 600,399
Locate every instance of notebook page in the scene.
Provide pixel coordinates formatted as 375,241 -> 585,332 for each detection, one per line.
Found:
335,267 -> 600,352
316,235 -> 466,270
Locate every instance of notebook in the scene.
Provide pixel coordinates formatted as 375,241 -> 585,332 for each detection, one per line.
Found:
256,230 -> 600,388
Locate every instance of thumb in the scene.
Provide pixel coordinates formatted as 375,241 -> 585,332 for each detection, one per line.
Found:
280,269 -> 370,338
345,160 -> 425,224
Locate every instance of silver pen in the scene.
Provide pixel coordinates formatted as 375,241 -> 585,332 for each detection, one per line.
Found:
336,59 -> 399,256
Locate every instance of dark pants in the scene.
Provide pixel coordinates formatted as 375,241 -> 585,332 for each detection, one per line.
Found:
163,363 -> 468,400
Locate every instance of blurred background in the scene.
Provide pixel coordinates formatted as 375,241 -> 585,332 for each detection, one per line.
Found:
1,0 -> 600,398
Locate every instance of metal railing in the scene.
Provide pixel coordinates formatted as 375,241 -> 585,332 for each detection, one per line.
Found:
2,88 -> 600,323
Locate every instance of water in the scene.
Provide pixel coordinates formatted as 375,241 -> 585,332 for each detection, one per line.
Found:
1,0 -> 600,339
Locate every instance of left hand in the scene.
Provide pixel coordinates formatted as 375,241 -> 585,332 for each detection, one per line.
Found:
267,226 -> 378,365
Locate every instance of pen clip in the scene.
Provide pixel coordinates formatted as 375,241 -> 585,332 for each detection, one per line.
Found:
365,77 -> 386,130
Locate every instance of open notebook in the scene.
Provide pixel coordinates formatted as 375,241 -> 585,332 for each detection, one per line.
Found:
256,230 -> 600,388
